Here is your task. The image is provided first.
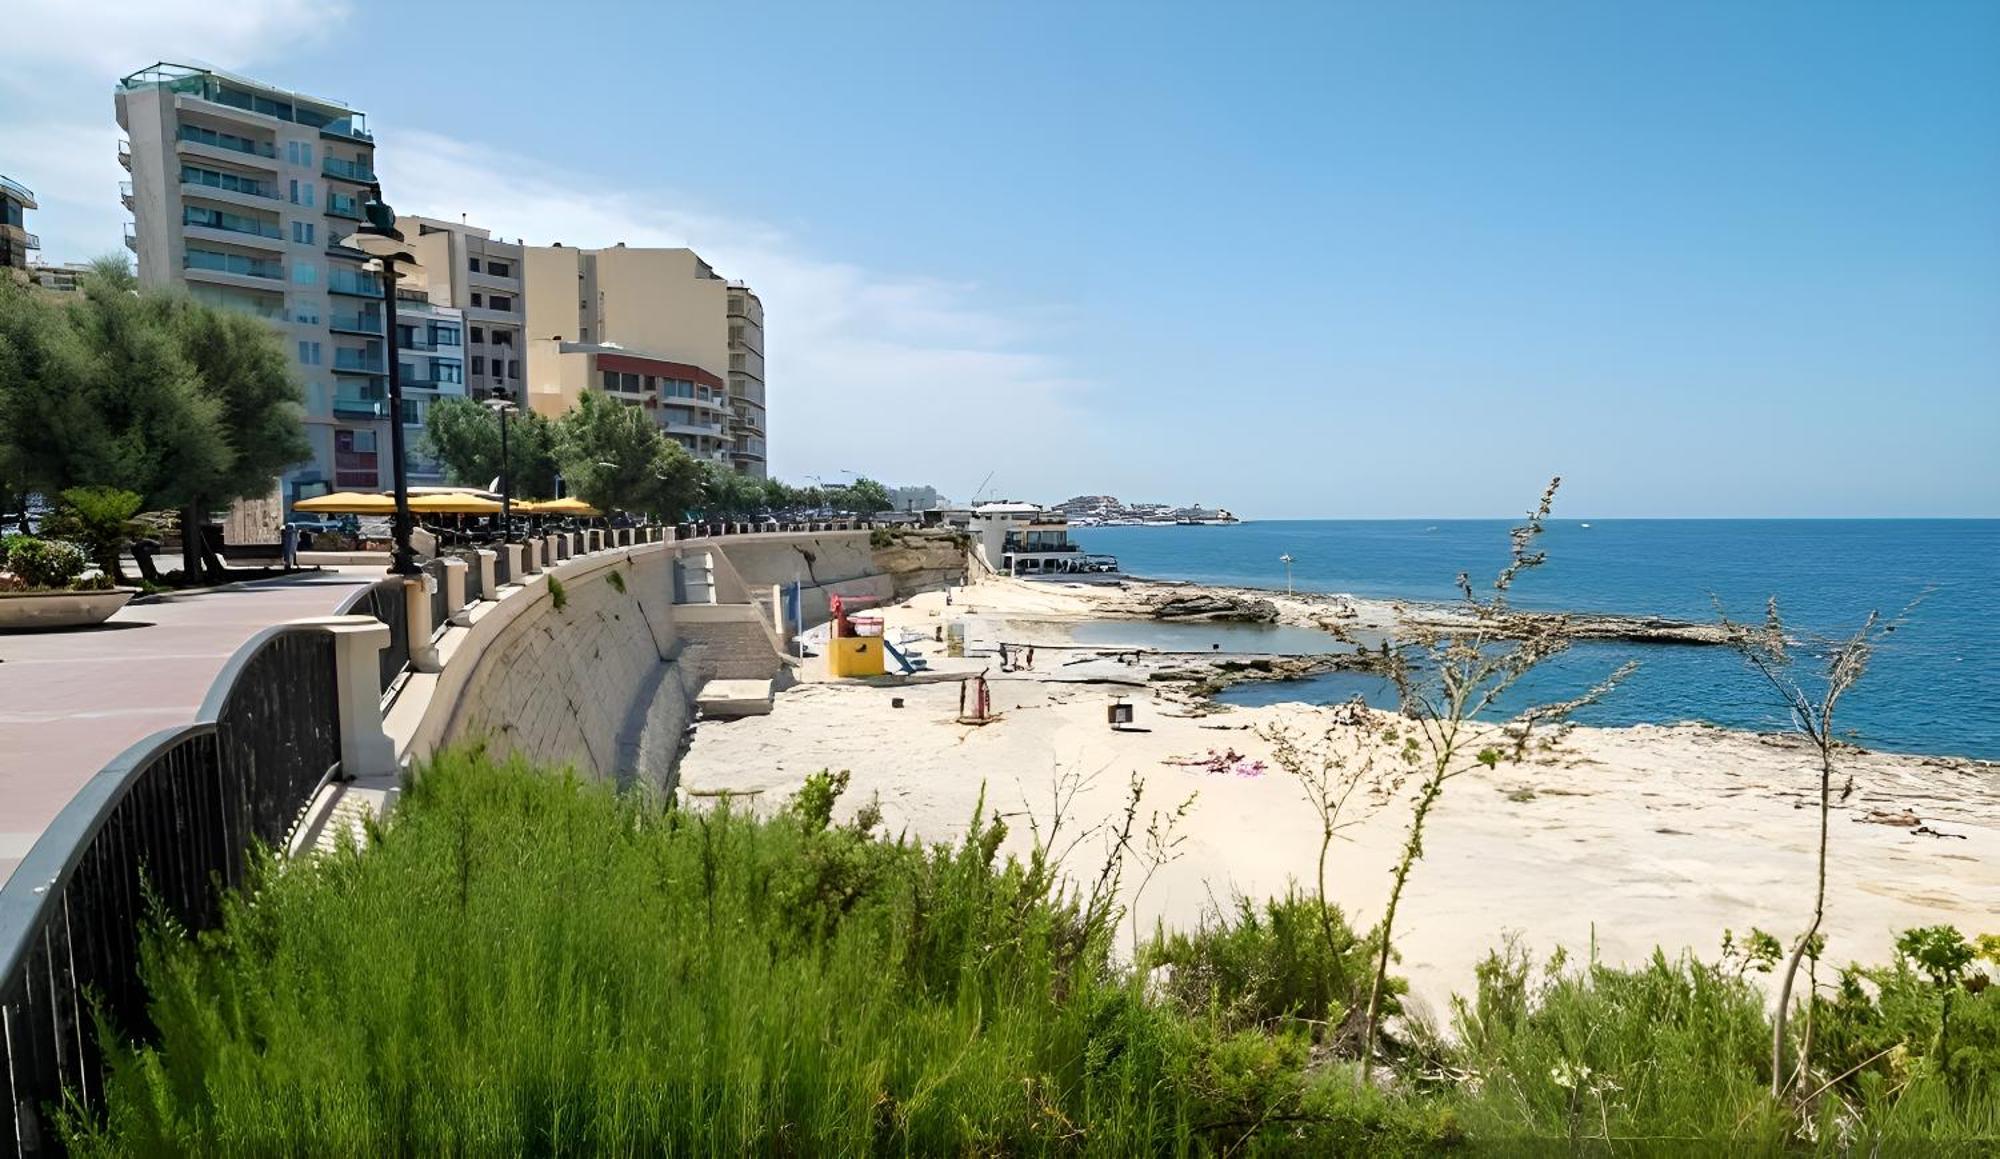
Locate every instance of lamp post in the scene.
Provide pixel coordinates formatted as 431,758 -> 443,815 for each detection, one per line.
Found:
1279,553 -> 1295,595
338,184 -> 419,576
484,391 -> 518,541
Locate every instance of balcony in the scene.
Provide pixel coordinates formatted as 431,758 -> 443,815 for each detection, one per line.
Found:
324,194 -> 363,221
322,156 -> 375,183
327,269 -> 383,297
180,168 -> 277,201
317,116 -> 372,143
332,394 -> 384,419
123,222 -> 137,251
328,311 -> 383,336
119,181 -> 134,211
117,140 -> 131,171
184,249 -> 282,281
176,124 -> 275,159
183,208 -> 282,243
333,350 -> 386,375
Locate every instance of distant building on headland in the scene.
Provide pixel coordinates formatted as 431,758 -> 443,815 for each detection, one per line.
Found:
28,261 -> 92,293
889,485 -> 947,512
1056,494 -> 1241,526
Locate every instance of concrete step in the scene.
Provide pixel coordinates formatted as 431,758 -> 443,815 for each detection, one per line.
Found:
697,678 -> 774,718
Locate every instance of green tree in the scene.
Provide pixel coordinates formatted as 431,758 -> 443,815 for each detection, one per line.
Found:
41,486 -> 145,583
421,396 -> 559,500
552,390 -> 680,516
833,476 -> 893,514
703,466 -> 767,517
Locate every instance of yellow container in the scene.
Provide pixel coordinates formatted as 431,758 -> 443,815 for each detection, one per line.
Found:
828,635 -> 885,678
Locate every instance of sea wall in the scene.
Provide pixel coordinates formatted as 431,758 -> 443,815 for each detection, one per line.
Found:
400,544 -> 697,795
700,531 -> 897,629
869,530 -> 970,599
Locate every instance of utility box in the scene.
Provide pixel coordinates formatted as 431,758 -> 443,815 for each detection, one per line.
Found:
1107,701 -> 1135,728
829,636 -> 885,678
946,621 -> 966,658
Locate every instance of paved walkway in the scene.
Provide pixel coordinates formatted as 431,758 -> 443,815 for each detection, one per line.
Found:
0,569 -> 376,885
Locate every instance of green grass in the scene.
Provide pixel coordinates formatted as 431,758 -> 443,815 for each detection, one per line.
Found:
66,748 -> 1999,1155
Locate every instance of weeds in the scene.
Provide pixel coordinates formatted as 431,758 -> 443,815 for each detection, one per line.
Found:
546,572 -> 568,610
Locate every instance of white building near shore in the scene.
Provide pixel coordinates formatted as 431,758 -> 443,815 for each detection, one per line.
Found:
968,503 -> 1120,579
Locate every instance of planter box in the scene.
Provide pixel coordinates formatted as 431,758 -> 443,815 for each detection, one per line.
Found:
0,587 -> 140,631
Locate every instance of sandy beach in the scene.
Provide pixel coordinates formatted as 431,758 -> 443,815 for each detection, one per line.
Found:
678,575 -> 2000,1015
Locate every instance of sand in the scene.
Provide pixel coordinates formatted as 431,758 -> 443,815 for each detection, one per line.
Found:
677,576 -> 2000,1017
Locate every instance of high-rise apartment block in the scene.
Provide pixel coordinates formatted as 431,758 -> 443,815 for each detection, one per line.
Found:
521,244 -> 768,477
398,215 -> 524,401
1,175 -> 38,273
116,63 -> 395,503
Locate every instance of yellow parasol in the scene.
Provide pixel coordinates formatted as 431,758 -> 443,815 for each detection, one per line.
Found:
292,491 -> 397,515
528,496 -> 603,517
408,492 -> 504,515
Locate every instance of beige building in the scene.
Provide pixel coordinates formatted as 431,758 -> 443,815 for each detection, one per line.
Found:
115,62 -> 388,501
522,243 -> 768,477
398,215 -> 524,401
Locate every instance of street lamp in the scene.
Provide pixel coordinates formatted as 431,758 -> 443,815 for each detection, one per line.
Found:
484,391 -> 518,540
337,183 -> 419,575
1279,553 -> 1295,595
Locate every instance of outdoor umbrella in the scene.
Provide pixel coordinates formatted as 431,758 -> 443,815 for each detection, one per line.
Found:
408,493 -> 504,515
292,491 -> 398,515
530,496 -> 604,517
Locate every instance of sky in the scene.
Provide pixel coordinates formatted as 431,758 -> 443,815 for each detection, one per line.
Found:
4,0 -> 1996,518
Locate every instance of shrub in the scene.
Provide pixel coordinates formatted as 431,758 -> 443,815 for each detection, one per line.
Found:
1149,890 -> 1387,1041
4,537 -> 89,589
545,573 -> 567,610
42,487 -> 144,580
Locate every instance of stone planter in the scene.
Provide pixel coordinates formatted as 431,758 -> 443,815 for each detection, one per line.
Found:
0,587 -> 140,631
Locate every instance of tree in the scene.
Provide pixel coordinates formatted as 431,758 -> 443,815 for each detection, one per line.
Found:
41,486 -> 145,583
552,390 -> 683,516
702,466 -> 767,517
422,396 -> 559,499
838,476 -> 893,514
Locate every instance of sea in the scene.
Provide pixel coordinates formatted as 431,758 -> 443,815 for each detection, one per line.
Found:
1066,520 -> 2000,761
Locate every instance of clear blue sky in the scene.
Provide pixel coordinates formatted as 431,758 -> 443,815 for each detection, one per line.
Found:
8,0 -> 1997,516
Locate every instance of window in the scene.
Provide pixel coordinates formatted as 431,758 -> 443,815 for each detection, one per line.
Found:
286,141 -> 313,167
469,325 -> 483,343
288,179 -> 315,207
297,340 -> 322,365
486,260 -> 510,278
579,326 -> 590,342
468,258 -> 481,273
492,330 -> 514,348
291,221 -> 315,245
336,429 -> 377,453
435,361 -> 464,384
507,360 -> 519,380
470,292 -> 483,308
397,324 -> 419,347
292,261 -> 317,285
488,295 -> 512,313
471,356 -> 485,375
432,324 -> 461,347
601,370 -> 619,391
294,305 -> 320,325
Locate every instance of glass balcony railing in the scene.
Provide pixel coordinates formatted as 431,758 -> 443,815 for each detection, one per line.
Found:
332,395 -> 383,418
333,350 -> 386,374
324,194 -> 363,220
322,156 -> 375,182
329,311 -> 383,335
177,124 -> 276,158
180,166 -> 276,199
183,208 -> 281,239
327,270 -> 383,297
184,249 -> 282,280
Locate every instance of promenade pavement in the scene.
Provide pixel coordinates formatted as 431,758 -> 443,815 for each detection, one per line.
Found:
1,569 -> 376,885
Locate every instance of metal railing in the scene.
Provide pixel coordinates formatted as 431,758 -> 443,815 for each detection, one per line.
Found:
338,579 -> 408,694
676,519 -> 877,539
0,627 -> 340,1155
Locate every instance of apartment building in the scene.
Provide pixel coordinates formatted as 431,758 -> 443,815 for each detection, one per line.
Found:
116,63 -> 386,504
28,261 -> 92,293
1,175 -> 37,273
398,215 -> 524,401
521,243 -> 768,476
725,284 -> 768,477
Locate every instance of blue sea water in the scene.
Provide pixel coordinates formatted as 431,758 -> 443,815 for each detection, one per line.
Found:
1068,520 -> 2000,760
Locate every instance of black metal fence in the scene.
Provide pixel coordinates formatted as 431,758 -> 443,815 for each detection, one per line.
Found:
338,579 -> 409,694
0,628 -> 341,1156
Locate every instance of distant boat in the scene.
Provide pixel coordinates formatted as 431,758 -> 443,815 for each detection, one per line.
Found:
1580,522 -> 1592,529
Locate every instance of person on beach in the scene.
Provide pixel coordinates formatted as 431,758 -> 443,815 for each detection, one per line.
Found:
281,523 -> 299,571
999,642 -> 1011,670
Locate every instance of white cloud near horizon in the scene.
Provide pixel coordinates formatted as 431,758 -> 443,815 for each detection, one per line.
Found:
374,128 -> 1093,489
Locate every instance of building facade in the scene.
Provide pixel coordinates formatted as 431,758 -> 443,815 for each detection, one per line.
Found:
725,285 -> 767,477
522,243 -> 768,477
1,175 -> 37,273
116,63 -> 385,505
398,215 -> 524,401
